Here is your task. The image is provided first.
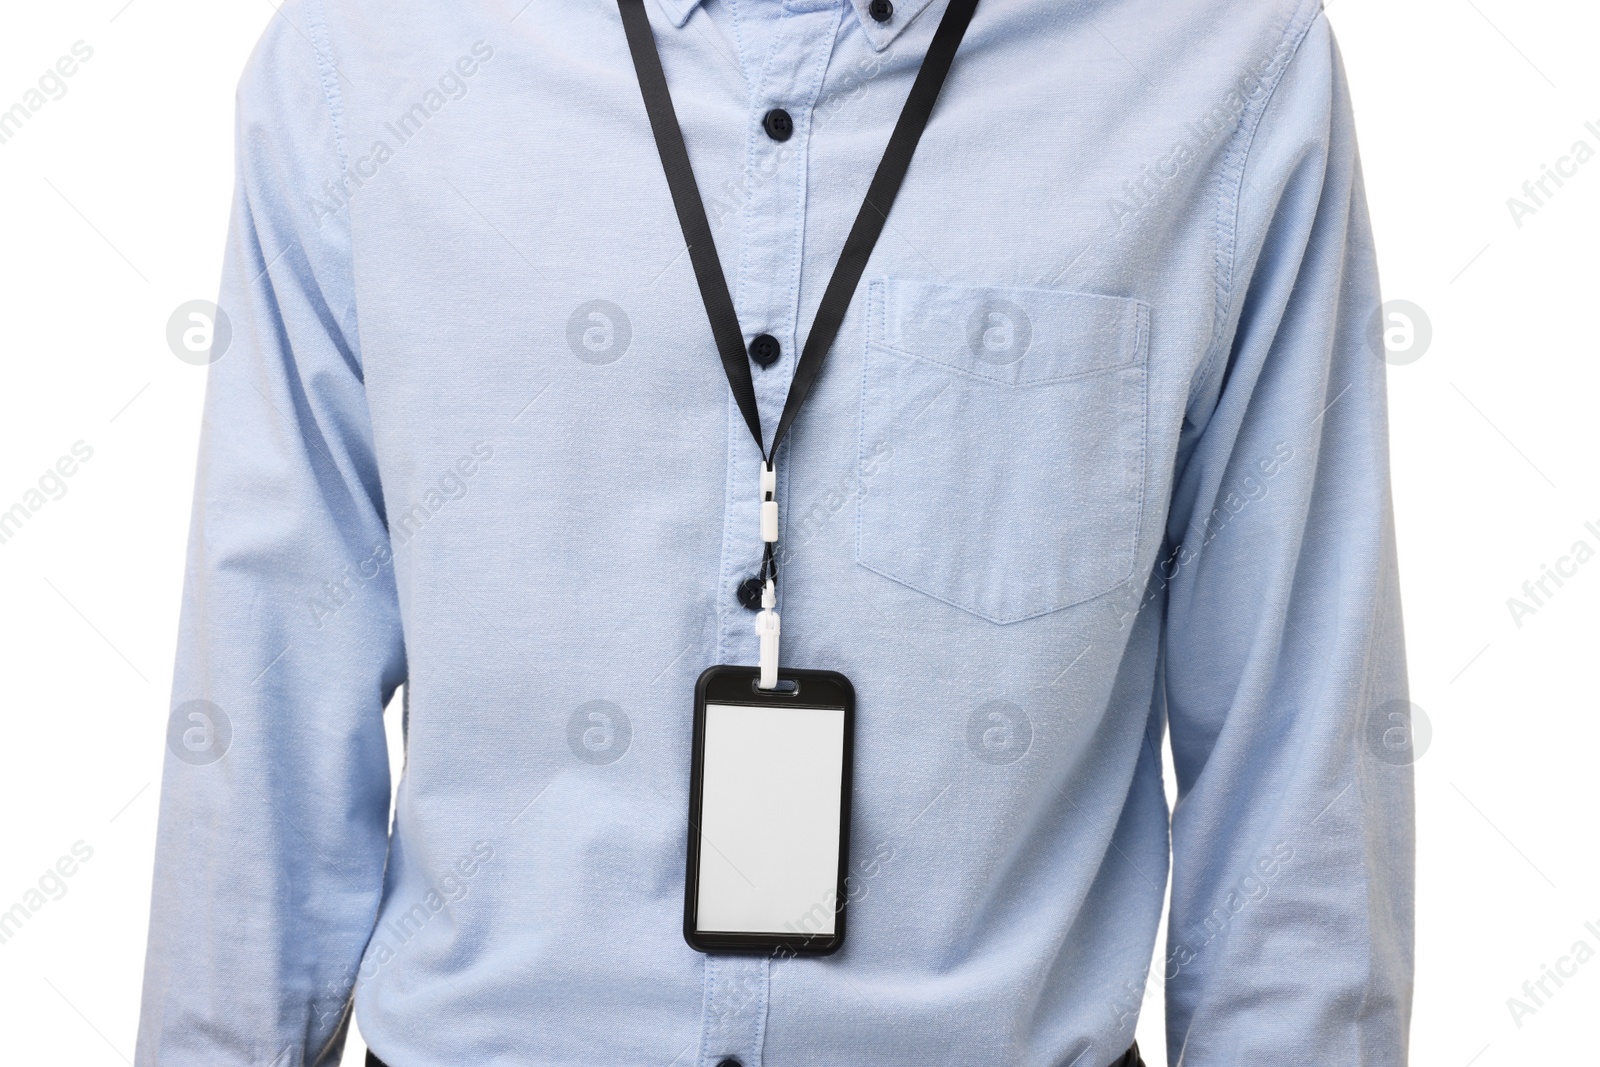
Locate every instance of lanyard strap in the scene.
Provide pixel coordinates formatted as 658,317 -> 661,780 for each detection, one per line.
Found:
617,0 -> 979,466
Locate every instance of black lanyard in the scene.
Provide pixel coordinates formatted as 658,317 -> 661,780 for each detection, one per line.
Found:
618,0 -> 978,592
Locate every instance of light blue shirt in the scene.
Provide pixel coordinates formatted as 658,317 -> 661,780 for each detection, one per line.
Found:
137,0 -> 1413,1064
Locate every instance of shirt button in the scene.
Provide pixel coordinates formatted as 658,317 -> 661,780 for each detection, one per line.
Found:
736,577 -> 765,612
762,108 -> 794,142
868,0 -> 893,21
749,334 -> 781,368
717,1060 -> 743,1067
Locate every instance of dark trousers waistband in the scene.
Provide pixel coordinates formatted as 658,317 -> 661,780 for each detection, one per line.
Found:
1112,1043 -> 1147,1067
367,1042 -> 1143,1067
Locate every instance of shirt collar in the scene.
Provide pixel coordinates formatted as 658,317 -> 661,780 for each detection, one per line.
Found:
655,0 -> 937,52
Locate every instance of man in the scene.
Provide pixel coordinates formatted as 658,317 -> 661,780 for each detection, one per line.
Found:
136,0 -> 1413,1064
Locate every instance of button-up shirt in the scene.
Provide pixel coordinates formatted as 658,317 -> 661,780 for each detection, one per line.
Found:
136,0 -> 1414,1064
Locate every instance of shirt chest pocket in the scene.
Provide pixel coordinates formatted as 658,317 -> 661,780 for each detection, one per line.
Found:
855,278 -> 1150,624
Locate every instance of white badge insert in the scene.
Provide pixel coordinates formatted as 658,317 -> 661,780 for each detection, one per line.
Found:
694,701 -> 847,934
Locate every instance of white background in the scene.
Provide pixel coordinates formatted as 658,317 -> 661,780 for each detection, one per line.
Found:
1,1 -> 1596,1064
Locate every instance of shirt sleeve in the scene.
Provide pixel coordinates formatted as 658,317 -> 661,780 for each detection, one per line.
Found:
1158,14 -> 1414,1064
135,4 -> 405,1065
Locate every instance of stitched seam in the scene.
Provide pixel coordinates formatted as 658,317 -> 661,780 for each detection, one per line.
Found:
852,554 -> 1137,625
732,0 -> 764,337
1348,518 -> 1396,1060
877,278 -> 1151,384
752,956 -> 771,1067
716,394 -> 742,660
853,281 -> 881,572
1186,0 -> 1325,416
887,278 -> 1146,316
1127,300 -> 1150,601
299,0 -> 369,379
781,6 -> 846,351
893,278 -> 1146,305
696,955 -> 717,1067
303,0 -> 349,186
858,0 -> 937,52
866,337 -> 1143,388
873,277 -> 887,343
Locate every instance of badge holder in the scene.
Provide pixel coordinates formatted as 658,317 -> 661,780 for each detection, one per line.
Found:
684,665 -> 855,956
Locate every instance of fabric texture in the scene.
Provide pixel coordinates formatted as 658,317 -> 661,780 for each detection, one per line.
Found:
135,0 -> 1413,1065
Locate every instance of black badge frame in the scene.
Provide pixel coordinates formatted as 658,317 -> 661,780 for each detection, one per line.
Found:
684,666 -> 856,956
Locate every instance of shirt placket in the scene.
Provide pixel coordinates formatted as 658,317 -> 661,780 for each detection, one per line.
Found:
705,3 -> 843,1066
